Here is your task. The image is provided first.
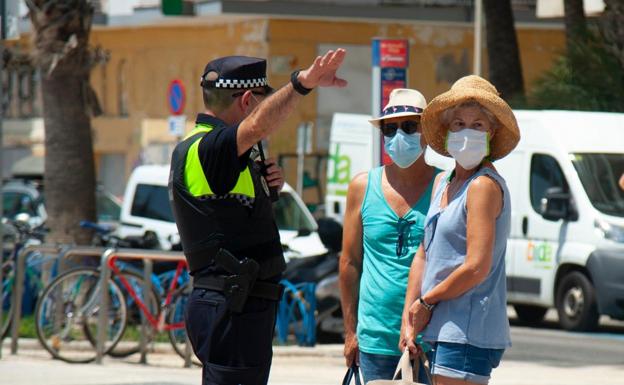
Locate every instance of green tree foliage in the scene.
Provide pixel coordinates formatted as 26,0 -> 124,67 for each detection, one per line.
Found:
529,31 -> 624,112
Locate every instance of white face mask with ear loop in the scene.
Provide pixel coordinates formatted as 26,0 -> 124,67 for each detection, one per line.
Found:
446,128 -> 490,170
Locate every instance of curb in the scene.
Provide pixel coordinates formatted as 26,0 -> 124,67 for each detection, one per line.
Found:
4,338 -> 344,358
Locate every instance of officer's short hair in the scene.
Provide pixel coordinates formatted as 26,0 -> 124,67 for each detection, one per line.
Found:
202,87 -> 238,112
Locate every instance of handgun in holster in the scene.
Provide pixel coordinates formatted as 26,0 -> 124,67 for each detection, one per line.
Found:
215,248 -> 260,313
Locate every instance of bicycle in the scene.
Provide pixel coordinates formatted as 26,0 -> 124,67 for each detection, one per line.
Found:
1,216 -> 50,338
80,221 -> 191,359
34,250 -> 191,363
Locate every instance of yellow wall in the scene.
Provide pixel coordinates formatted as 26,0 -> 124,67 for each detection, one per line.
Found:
16,15 -> 565,193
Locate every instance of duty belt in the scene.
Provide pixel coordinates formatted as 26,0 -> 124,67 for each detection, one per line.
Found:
193,248 -> 283,312
194,275 -> 283,301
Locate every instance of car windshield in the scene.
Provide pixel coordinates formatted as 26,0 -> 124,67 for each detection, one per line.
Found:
571,153 -> 624,218
96,192 -> 121,222
273,191 -> 315,232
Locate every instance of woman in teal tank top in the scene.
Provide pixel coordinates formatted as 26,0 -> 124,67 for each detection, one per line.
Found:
339,88 -> 438,384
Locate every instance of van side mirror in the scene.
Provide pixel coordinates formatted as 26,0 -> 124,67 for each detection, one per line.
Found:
540,187 -> 578,221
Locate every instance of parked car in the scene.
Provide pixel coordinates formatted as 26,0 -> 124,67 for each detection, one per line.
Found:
117,165 -> 329,259
1,179 -> 122,228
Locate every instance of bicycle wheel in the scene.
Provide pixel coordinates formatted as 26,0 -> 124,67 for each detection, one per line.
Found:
166,283 -> 198,364
35,268 -> 127,363
102,271 -> 160,358
1,259 -> 14,338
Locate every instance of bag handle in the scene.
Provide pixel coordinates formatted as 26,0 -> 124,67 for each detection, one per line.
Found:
342,364 -> 363,385
391,348 -> 436,385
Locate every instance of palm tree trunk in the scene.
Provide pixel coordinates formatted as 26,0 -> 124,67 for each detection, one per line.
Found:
27,0 -> 98,244
564,0 -> 588,52
483,0 -> 525,102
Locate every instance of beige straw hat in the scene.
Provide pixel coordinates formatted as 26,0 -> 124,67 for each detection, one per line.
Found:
369,88 -> 427,127
421,75 -> 520,160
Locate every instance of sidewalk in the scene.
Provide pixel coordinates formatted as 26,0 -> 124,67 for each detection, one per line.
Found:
2,341 -> 624,385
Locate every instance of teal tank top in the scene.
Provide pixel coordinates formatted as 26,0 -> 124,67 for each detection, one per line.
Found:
357,166 -> 436,356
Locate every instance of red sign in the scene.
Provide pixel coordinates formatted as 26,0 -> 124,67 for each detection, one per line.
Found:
380,40 -> 409,68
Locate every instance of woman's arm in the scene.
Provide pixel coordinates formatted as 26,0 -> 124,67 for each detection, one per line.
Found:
401,244 -> 426,354
421,175 -> 503,305
339,172 -> 367,366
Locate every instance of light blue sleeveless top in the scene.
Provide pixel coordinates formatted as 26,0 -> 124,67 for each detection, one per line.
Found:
421,167 -> 512,349
358,166 -> 437,356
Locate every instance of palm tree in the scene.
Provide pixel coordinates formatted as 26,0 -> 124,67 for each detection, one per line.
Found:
483,0 -> 524,103
564,0 -> 588,52
26,0 -> 101,244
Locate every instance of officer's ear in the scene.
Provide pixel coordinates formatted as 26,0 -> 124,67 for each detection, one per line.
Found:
238,90 -> 254,111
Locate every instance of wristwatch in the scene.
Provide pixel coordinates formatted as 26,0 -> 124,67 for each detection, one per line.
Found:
418,296 -> 435,312
290,70 -> 313,95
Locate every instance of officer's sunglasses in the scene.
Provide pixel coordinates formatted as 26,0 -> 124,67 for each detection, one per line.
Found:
231,90 -> 268,98
381,120 -> 421,137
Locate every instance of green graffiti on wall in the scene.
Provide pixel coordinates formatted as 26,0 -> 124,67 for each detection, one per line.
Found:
327,143 -> 352,185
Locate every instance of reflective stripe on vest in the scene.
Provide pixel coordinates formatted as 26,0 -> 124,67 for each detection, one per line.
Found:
183,123 -> 255,198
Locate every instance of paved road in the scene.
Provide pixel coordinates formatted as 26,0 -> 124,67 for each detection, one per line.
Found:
1,310 -> 623,385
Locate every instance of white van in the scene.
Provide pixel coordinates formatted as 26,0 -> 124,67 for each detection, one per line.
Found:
118,165 -> 327,260
326,109 -> 624,332
495,110 -> 624,331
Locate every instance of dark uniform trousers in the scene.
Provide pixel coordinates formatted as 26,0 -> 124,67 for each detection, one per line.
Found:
185,287 -> 278,385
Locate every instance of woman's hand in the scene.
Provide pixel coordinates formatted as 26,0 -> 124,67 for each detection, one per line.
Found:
408,299 -> 432,337
343,332 -> 359,367
399,313 -> 419,357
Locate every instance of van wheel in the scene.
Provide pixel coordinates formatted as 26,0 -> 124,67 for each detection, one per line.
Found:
555,271 -> 599,331
513,305 -> 547,326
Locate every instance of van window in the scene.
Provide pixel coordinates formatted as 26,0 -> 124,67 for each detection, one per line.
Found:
572,153 -> 624,218
530,154 -> 569,214
131,184 -> 174,222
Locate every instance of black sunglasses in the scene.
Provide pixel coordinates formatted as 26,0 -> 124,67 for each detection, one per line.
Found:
231,90 -> 268,98
396,217 -> 416,257
381,120 -> 421,137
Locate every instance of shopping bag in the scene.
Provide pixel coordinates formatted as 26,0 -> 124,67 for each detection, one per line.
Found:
366,348 -> 434,385
342,364 -> 363,385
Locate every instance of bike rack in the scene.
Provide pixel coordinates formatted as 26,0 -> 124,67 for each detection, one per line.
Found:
9,245 -> 108,354
95,248 -> 193,367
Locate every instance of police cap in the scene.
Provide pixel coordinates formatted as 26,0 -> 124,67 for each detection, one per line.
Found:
200,56 -> 273,93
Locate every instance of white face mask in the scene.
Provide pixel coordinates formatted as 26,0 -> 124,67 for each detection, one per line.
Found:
446,129 -> 489,170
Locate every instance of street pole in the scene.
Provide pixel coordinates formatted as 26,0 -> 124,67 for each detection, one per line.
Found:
0,0 -> 7,360
473,0 -> 483,76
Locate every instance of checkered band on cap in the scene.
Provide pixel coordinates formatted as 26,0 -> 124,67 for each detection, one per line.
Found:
215,78 -> 268,89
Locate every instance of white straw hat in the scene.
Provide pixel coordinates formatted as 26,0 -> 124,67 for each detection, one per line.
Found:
369,88 -> 427,127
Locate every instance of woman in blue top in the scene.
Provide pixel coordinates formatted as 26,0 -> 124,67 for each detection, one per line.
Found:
401,76 -> 520,385
340,88 -> 438,383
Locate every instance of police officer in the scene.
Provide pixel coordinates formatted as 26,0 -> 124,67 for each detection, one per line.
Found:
169,49 -> 347,385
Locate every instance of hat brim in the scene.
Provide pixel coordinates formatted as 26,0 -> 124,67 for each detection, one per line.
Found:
421,88 -> 520,160
369,111 -> 422,127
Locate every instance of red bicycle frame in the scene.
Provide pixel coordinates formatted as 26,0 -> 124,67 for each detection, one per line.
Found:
107,256 -> 187,332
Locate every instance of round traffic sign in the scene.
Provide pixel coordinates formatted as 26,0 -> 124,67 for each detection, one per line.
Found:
167,79 -> 186,115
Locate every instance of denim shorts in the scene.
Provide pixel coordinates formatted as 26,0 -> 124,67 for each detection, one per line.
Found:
428,342 -> 505,384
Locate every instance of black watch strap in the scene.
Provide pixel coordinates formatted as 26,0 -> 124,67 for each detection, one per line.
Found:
419,296 -> 435,312
290,70 -> 313,96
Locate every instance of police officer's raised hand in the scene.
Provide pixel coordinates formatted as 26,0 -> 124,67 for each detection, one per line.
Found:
298,49 -> 348,89
263,158 -> 284,192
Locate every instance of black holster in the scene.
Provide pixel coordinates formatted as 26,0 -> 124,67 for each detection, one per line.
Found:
215,249 -> 260,313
